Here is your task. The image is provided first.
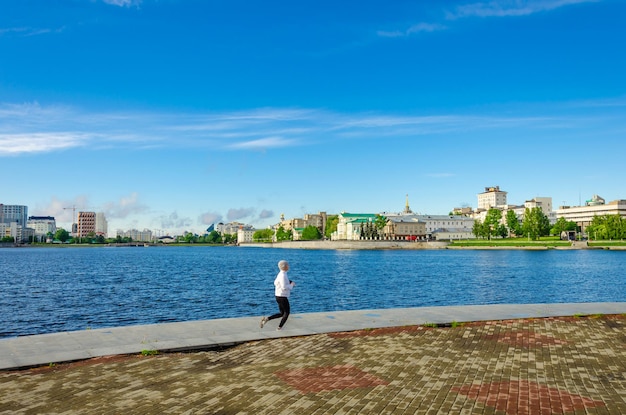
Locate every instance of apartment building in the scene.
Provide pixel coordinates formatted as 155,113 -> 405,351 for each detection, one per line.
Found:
95,212 -> 108,236
116,228 -> 153,242
27,216 -> 57,240
77,211 -> 96,238
1,204 -> 28,227
1,204 -> 29,242
477,186 -> 507,210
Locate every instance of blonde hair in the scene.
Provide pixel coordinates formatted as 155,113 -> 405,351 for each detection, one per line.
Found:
278,260 -> 289,270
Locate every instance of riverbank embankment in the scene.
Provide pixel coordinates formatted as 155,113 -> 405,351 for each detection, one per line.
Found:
240,240 -> 626,250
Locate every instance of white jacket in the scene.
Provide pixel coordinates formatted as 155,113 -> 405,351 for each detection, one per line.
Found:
274,270 -> 293,297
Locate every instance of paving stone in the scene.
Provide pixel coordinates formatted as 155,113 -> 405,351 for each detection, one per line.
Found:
1,314 -> 625,414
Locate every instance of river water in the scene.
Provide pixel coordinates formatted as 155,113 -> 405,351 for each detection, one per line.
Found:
0,246 -> 624,338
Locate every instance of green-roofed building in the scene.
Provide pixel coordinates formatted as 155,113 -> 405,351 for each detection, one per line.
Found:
332,212 -> 379,240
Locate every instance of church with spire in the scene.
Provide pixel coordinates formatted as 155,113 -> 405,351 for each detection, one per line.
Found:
403,194 -> 413,214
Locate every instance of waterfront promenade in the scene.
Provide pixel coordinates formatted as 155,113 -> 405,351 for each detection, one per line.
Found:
1,302 -> 625,414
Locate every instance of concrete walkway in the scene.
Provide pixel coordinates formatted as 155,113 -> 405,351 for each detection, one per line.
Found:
1,302 -> 624,371
1,302 -> 626,415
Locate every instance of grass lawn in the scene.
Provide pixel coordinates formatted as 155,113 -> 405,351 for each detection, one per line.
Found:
449,237 -> 572,247
450,237 -> 626,247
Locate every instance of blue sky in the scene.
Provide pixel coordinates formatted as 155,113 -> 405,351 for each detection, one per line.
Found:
2,0 -> 625,236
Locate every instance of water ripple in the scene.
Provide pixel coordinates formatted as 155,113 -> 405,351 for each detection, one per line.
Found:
0,246 -> 624,338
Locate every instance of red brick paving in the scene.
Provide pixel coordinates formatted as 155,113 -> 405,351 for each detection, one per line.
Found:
453,380 -> 606,415
486,330 -> 568,347
275,364 -> 389,394
1,314 -> 624,414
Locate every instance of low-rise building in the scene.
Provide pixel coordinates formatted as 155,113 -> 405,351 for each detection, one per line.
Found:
117,228 -> 154,242
383,216 -> 426,240
432,227 -> 474,240
237,227 -> 256,243
332,212 -> 379,240
556,197 -> 626,234
215,222 -> 253,235
278,212 -> 328,234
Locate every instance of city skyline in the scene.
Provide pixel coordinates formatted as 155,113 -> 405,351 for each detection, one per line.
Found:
2,0 -> 625,236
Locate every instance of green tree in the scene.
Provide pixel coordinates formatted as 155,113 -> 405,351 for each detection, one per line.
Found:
183,232 -> 198,243
521,207 -> 550,240
325,215 -> 339,239
586,214 -> 626,240
375,215 -> 387,232
253,229 -> 273,242
301,225 -> 322,240
496,223 -> 508,238
207,230 -> 222,243
276,225 -> 293,241
505,210 -> 522,236
483,208 -> 503,240
55,228 -> 70,243
223,233 -> 237,244
550,217 -> 577,236
473,219 -> 486,239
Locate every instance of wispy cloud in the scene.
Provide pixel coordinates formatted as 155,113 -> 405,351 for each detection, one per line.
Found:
0,26 -> 63,37
0,132 -> 90,155
378,23 -> 447,38
101,192 -> 150,220
1,100 -> 623,156
379,0 -> 599,38
227,208 -> 256,221
227,137 -> 298,151
448,0 -> 598,19
102,0 -> 141,7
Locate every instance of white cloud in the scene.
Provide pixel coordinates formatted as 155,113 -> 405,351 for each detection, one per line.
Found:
378,23 -> 447,37
35,196 -> 92,225
159,211 -> 192,230
449,0 -> 598,19
102,0 -> 141,7
0,27 -> 61,37
227,137 -> 297,150
227,208 -> 255,221
101,192 -> 150,220
1,100 -> 623,157
200,212 -> 223,226
0,132 -> 89,155
379,0 -> 599,38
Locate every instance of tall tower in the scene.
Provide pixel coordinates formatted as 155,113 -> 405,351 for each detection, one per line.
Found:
403,194 -> 413,214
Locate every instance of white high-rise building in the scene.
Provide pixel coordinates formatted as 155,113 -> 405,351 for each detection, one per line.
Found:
477,186 -> 507,210
27,216 -> 57,240
1,204 -> 28,227
96,212 -> 108,237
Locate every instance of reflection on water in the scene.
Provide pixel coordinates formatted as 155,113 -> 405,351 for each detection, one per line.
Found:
0,246 -> 624,337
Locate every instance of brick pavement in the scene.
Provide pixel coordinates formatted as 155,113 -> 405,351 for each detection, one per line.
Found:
1,315 -> 624,415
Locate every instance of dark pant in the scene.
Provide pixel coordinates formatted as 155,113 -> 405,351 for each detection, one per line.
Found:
268,296 -> 290,328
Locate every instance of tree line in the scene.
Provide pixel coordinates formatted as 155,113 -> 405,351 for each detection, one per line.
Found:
473,207 -> 564,240
252,215 -> 340,242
